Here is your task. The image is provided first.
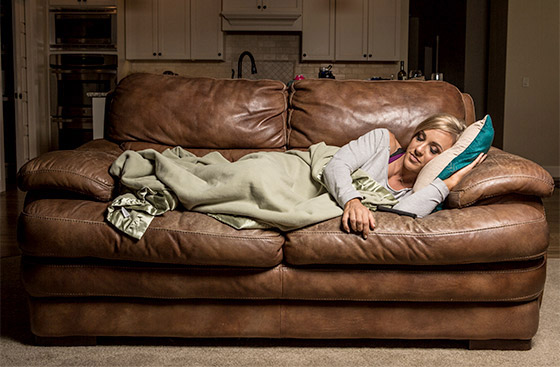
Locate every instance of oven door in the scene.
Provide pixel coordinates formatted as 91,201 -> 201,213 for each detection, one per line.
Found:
49,8 -> 117,50
50,117 -> 94,150
49,67 -> 116,150
50,68 -> 117,118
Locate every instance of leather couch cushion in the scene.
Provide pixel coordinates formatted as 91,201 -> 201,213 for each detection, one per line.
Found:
447,147 -> 555,208
17,142 -> 122,202
107,73 -> 288,149
23,258 -> 283,299
19,198 -> 284,267
285,197 -> 548,265
288,80 -> 472,148
22,257 -> 545,303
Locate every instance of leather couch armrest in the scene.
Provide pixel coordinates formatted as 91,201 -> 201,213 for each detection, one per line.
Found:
17,139 -> 123,202
447,147 -> 555,208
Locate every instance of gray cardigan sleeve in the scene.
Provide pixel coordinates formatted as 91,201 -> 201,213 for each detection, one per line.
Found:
323,129 -> 389,208
393,178 -> 449,217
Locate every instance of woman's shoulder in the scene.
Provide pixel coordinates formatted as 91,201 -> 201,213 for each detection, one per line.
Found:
386,130 -> 402,153
364,128 -> 401,152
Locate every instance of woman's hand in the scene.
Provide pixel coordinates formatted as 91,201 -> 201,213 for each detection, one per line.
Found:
342,198 -> 376,239
444,153 -> 487,191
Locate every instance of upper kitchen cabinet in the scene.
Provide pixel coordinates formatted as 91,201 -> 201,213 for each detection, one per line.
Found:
301,0 -> 335,61
221,0 -> 302,31
335,0 -> 401,61
126,0 -> 190,60
49,0 -> 117,6
125,0 -> 223,60
191,0 -> 223,60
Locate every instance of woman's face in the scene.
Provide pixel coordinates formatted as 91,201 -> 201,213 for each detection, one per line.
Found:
404,129 -> 455,174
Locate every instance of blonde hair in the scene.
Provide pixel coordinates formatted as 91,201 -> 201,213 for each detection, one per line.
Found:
413,113 -> 467,143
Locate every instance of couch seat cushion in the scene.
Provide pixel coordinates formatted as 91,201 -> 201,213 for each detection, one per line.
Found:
19,198 -> 284,267
22,257 -> 545,303
22,257 -> 283,300
285,198 -> 548,266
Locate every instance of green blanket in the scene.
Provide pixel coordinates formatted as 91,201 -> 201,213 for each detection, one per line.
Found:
107,143 -> 398,239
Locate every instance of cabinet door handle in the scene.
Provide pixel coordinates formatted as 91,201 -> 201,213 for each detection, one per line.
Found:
303,53 -> 307,57
153,52 -> 156,56
257,5 -> 261,9
363,54 -> 367,58
369,54 -> 372,57
158,52 -> 162,56
218,53 -> 222,56
263,5 -> 267,9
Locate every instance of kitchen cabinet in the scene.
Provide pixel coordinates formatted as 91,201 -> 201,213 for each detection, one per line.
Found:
221,0 -> 302,31
301,0 -> 335,61
125,0 -> 222,60
335,0 -> 401,61
190,0 -> 223,60
49,0 -> 117,6
126,0 -> 190,60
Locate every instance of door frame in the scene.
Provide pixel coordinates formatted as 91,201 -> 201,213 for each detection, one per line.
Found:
12,0 -> 49,173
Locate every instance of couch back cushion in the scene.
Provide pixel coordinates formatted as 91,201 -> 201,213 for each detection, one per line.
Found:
288,80 -> 475,148
106,73 -> 288,150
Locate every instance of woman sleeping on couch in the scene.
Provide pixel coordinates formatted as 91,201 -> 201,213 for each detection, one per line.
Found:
107,113 -> 489,240
323,113 -> 487,239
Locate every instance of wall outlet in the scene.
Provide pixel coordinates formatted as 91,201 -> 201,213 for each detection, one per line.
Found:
522,76 -> 530,88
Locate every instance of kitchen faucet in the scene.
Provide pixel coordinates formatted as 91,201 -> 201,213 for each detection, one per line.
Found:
237,51 -> 257,78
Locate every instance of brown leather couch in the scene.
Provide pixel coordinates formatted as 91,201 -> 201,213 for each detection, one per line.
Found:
17,73 -> 554,349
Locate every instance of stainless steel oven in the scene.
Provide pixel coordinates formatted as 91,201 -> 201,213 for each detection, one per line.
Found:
50,54 -> 117,149
49,6 -> 117,51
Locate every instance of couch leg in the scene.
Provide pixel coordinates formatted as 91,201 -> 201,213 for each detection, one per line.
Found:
469,339 -> 532,350
34,335 -> 97,346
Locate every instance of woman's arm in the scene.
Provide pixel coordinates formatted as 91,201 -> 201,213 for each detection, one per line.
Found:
323,129 -> 389,207
443,153 -> 487,191
323,129 -> 389,239
393,178 -> 449,217
394,153 -> 488,217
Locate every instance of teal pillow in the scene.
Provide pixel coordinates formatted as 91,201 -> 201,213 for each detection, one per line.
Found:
413,114 -> 495,191
438,114 -> 494,180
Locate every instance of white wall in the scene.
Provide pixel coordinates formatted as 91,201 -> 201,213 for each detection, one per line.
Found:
504,0 -> 559,177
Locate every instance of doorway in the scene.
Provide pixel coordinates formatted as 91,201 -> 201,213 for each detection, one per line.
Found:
1,0 -> 17,191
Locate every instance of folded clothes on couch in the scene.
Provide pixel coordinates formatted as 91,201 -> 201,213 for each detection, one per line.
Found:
107,143 -> 398,239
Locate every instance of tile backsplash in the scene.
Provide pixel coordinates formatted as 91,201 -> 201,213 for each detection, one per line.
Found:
123,33 -> 400,82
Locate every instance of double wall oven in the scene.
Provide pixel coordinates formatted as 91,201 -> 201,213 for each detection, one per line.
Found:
49,2 -> 118,150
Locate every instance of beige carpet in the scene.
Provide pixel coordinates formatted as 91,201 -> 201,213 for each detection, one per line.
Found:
1,257 -> 559,367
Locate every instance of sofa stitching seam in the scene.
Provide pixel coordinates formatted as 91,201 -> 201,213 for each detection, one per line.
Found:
20,212 -> 281,240
292,216 -> 547,237
19,169 -> 114,188
458,174 -> 554,193
27,290 -> 544,302
27,261 -> 545,275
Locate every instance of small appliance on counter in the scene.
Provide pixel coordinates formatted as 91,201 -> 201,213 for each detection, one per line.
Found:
318,65 -> 335,79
